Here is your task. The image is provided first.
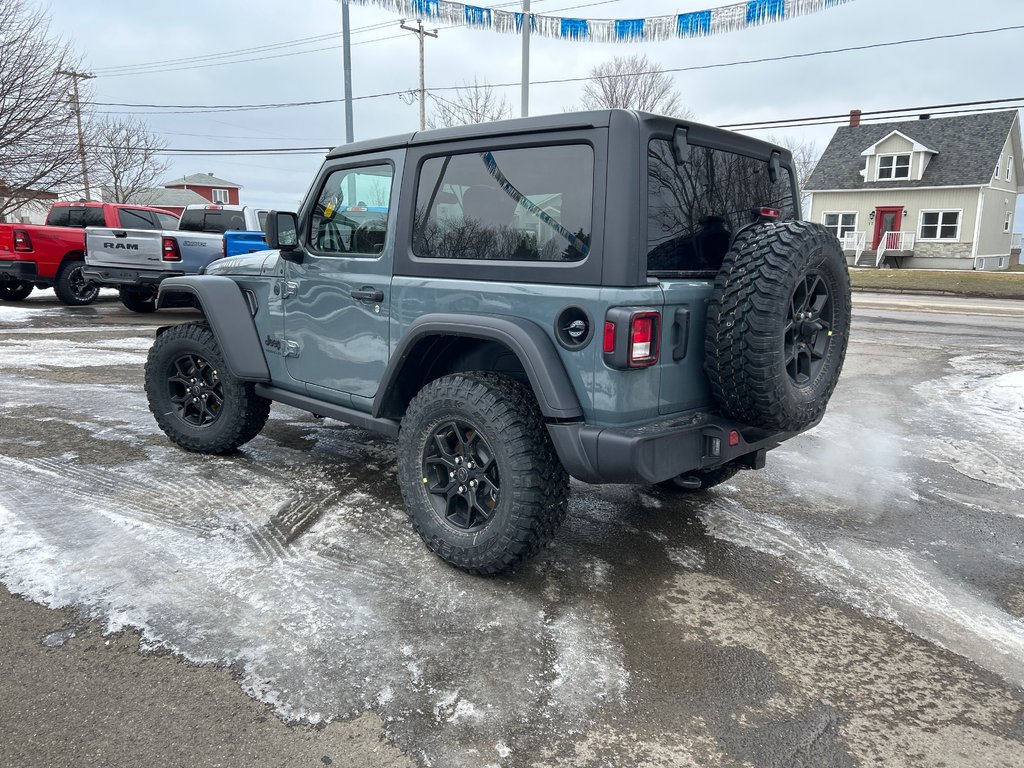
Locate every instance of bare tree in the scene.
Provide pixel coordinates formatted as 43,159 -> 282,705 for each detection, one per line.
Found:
0,0 -> 87,219
91,116 -> 170,204
766,134 -> 821,193
579,54 -> 692,118
427,77 -> 512,128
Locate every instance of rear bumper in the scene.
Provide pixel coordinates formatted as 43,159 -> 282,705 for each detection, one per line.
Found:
547,411 -> 809,485
82,266 -> 184,288
0,260 -> 41,283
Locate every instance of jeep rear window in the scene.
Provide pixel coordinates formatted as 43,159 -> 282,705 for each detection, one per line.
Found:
45,206 -> 106,228
179,209 -> 248,233
646,139 -> 795,275
413,144 -> 593,262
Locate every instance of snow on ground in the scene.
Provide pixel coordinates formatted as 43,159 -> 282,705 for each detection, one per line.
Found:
0,305 -> 63,324
0,336 -> 150,368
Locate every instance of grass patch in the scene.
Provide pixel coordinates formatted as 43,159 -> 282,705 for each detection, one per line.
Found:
850,268 -> 1024,299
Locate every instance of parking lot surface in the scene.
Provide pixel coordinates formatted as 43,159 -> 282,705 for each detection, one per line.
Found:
1,291 -> 1022,767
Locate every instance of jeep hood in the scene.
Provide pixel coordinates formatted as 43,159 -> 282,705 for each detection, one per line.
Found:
205,250 -> 282,277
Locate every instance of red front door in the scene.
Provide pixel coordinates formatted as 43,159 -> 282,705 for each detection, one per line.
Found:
873,206 -> 903,249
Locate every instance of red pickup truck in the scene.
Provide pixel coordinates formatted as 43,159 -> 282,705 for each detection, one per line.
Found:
0,201 -> 179,305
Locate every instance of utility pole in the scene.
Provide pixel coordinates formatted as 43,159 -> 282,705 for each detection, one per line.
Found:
400,19 -> 438,130
58,69 -> 95,199
341,0 -> 354,143
521,0 -> 530,118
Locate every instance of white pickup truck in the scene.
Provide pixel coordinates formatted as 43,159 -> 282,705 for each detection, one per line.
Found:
83,204 -> 268,312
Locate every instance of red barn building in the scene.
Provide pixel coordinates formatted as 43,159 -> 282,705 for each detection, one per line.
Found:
164,173 -> 242,206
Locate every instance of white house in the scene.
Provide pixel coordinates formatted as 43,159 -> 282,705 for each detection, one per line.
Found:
805,110 -> 1023,270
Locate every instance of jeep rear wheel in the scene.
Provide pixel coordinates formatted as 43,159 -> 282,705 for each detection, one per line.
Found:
53,259 -> 99,306
145,322 -> 270,454
397,372 -> 569,576
704,221 -> 851,432
0,280 -> 33,302
119,286 -> 158,313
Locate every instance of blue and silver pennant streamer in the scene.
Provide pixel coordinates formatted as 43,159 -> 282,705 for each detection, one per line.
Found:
345,0 -> 855,42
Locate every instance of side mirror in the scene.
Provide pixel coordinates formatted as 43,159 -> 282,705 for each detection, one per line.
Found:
265,210 -> 302,262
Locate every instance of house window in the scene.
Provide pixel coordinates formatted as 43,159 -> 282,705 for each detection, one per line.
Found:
1005,212 -> 1013,234
919,210 -> 961,240
822,212 -> 857,239
211,188 -> 230,204
877,154 -> 911,180
1007,157 -> 1014,183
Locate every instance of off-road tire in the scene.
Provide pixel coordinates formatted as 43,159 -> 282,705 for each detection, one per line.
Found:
53,259 -> 99,306
397,372 -> 570,576
119,286 -> 158,314
704,221 -> 851,432
145,322 -> 270,454
0,280 -> 33,302
658,464 -> 741,493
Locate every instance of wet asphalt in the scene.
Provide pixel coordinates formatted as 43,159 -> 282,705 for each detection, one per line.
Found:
0,290 -> 1022,767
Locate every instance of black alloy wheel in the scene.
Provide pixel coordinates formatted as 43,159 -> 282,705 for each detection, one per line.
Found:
167,352 -> 224,427
422,420 -> 500,532
0,280 -> 33,301
67,265 -> 98,302
784,271 -> 835,387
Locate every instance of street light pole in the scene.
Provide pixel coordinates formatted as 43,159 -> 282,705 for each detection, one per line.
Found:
58,69 -> 95,199
521,0 -> 530,117
342,0 -> 354,143
400,19 -> 438,130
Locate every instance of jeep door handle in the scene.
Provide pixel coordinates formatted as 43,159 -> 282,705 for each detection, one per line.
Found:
351,287 -> 384,302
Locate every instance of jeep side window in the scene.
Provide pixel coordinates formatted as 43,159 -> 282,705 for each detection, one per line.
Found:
309,164 -> 393,256
646,139 -> 795,275
412,144 -> 593,262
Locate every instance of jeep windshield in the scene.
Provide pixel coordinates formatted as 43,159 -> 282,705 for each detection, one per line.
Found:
646,138 -> 796,277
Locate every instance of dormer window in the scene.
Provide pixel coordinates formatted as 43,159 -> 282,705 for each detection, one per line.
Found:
212,188 -> 230,204
877,154 -> 911,180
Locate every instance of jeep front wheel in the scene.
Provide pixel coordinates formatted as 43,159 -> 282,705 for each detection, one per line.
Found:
397,372 -> 570,576
145,322 -> 270,454
53,259 -> 99,306
0,280 -> 33,302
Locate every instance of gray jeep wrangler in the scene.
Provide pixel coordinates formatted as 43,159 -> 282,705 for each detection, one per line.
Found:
145,110 -> 850,575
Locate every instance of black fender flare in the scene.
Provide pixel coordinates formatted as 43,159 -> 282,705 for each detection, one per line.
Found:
156,276 -> 270,382
373,313 -> 584,420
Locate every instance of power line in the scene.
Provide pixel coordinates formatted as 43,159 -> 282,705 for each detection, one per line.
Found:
92,24 -> 1024,114
89,99 -> 1024,156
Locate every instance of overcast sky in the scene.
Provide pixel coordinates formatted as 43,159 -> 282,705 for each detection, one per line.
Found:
43,0 -> 1024,218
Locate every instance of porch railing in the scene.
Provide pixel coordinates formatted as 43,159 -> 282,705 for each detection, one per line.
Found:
876,231 -> 915,266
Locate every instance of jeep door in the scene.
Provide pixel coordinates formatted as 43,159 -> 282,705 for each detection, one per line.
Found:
282,154 -> 399,408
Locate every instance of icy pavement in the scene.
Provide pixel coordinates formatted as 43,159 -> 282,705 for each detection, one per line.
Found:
1,301 -> 1024,766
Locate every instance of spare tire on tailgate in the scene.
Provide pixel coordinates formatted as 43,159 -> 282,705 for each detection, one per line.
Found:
704,221 -> 851,432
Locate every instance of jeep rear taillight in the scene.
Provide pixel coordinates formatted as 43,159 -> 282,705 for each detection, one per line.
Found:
13,229 -> 32,252
628,312 -> 660,367
603,308 -> 661,370
162,236 -> 181,261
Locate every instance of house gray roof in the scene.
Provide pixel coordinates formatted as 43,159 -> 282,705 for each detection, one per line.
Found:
805,111 -> 1019,191
165,173 -> 242,188
104,187 -> 210,207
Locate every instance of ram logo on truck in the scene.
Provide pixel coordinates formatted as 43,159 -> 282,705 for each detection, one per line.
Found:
103,242 -> 140,250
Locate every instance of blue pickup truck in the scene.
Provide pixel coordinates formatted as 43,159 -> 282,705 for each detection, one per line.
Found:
84,204 -> 268,312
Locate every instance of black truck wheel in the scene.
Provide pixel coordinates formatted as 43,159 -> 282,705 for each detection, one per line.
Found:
704,221 -> 851,432
397,372 -> 570,576
119,287 -> 158,313
658,464 -> 740,493
53,259 -> 99,306
145,322 -> 270,454
0,280 -> 33,302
